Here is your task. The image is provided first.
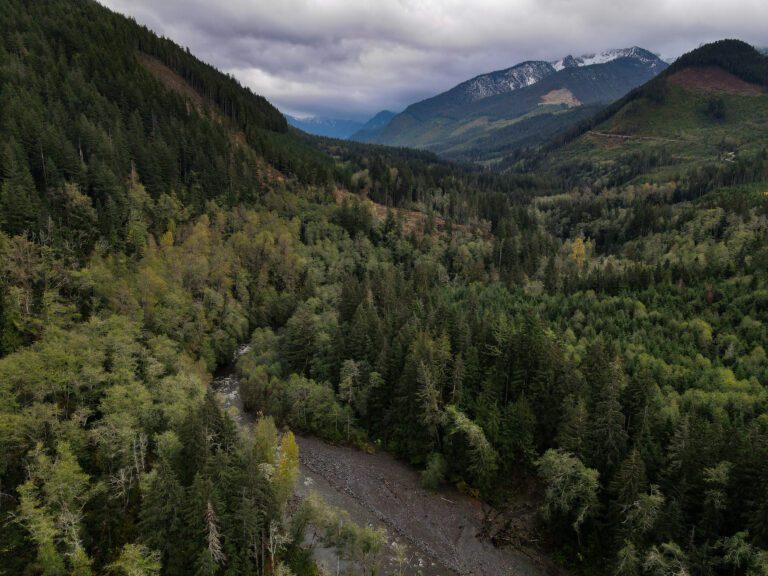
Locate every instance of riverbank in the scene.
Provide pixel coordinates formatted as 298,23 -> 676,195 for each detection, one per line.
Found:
214,352 -> 560,575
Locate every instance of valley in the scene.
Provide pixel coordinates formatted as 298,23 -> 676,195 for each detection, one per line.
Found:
1,2 -> 767,576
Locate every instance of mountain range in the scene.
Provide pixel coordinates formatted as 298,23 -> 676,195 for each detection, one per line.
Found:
352,47 -> 668,161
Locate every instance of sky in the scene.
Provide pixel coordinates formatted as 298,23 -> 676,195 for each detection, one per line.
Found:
99,0 -> 767,121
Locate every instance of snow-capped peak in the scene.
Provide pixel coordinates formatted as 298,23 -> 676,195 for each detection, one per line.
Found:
552,47 -> 661,70
458,60 -> 555,103
437,47 -> 665,108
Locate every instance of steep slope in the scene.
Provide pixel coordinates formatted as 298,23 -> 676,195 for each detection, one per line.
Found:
536,40 -> 768,186
366,48 -> 666,160
285,114 -> 364,139
350,110 -> 397,142
0,0 -> 333,234
404,60 -> 556,121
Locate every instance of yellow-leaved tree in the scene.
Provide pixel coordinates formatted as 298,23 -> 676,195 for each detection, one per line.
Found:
275,431 -> 299,509
572,237 -> 586,269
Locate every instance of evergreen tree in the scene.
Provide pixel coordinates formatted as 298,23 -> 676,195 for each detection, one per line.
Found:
586,348 -> 628,475
0,142 -> 40,236
557,395 -> 589,459
139,458 -> 184,570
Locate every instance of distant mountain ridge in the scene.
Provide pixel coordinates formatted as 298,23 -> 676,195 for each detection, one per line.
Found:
285,114 -> 364,139
350,110 -> 397,142
357,47 -> 668,161
368,47 -> 663,126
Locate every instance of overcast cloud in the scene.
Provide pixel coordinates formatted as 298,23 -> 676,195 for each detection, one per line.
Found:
99,0 -> 767,120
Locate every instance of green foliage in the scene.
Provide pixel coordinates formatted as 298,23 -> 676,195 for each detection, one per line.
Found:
642,542 -> 690,576
108,544 -> 162,576
420,452 -> 448,490
705,96 -> 726,120
1,3 -> 768,575
443,405 -> 498,487
536,449 -> 600,535
292,492 -> 387,574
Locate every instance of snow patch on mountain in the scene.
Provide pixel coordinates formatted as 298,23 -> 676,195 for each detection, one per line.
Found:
552,47 -> 664,71
457,47 -> 665,105
459,61 -> 555,103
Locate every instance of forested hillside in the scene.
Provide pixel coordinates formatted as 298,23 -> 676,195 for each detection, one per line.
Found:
524,40 -> 768,183
1,1 -> 767,575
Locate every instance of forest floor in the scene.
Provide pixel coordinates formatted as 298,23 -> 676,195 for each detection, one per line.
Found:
215,351 -> 561,575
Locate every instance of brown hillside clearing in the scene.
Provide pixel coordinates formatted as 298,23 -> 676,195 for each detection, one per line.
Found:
668,66 -> 765,95
137,52 -> 208,114
137,52 -> 285,184
539,88 -> 581,108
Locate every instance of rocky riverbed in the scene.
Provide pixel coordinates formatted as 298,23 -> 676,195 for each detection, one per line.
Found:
214,349 -> 559,575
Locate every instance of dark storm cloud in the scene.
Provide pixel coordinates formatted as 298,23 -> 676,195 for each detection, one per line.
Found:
99,0 -> 767,120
